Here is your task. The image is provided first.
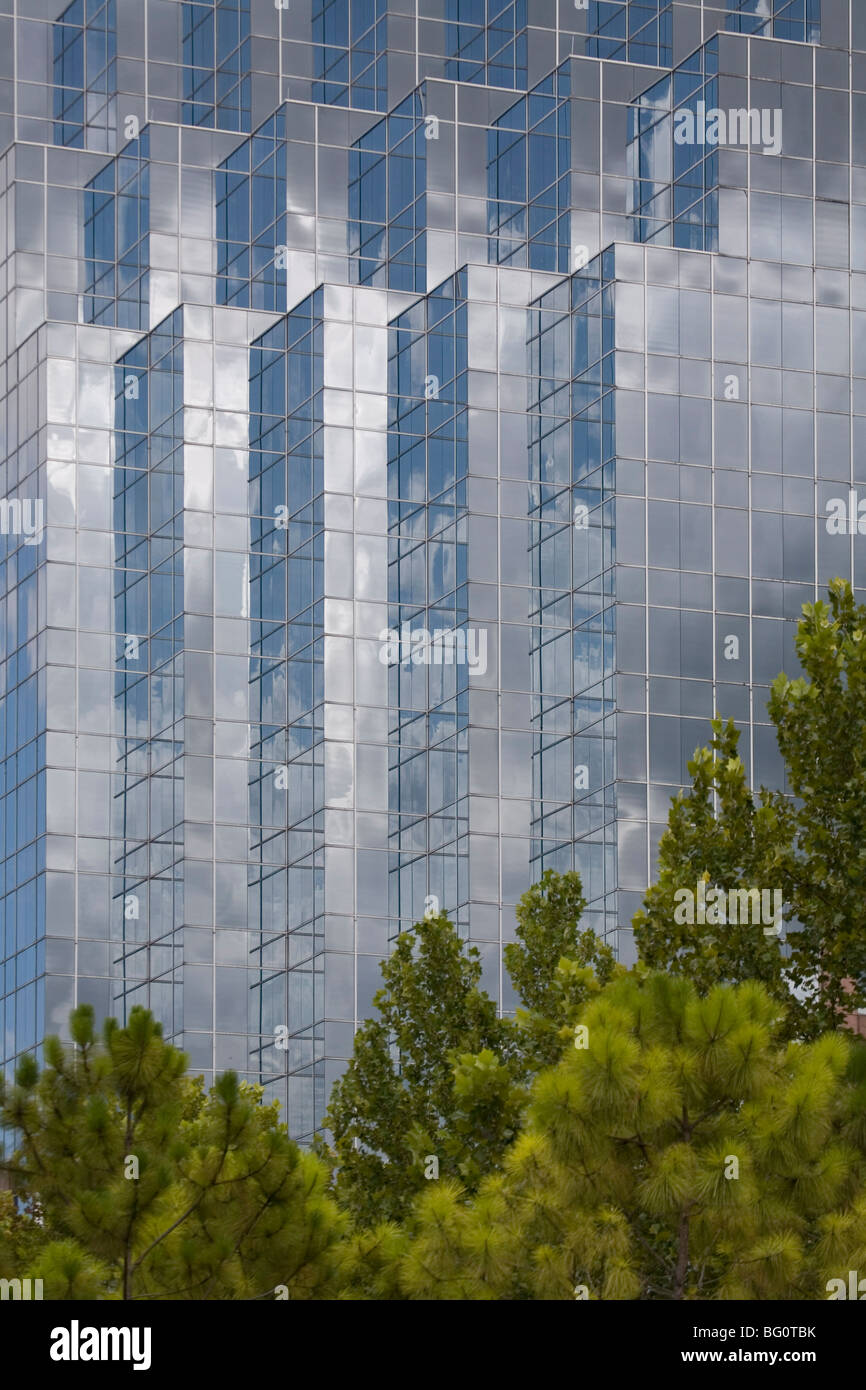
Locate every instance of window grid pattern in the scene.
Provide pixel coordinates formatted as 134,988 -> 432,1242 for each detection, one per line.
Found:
349,92 -> 427,294
248,295 -> 326,1143
442,0 -> 528,90
628,42 -> 720,251
52,0 -> 116,151
586,0 -> 673,67
527,255 -> 618,936
603,242 -> 846,933
0,348 -> 46,1072
488,66 -> 572,275
182,0 -> 251,132
84,130 -> 150,330
726,0 -> 820,43
112,309 -> 185,1038
387,273 -> 471,931
312,0 -> 388,112
216,113 -> 287,311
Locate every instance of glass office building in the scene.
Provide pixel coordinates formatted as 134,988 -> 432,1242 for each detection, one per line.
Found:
1,0 -> 865,1141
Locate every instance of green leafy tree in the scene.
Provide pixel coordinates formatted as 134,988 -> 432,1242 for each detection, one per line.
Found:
322,912 -> 516,1227
325,873 -> 615,1233
767,579 -> 866,1029
506,869 -> 618,1070
396,972 -> 866,1300
0,1005 -> 344,1299
633,717 -> 792,1024
635,581 -> 866,1039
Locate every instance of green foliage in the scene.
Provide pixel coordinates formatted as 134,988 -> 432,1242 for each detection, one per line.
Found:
394,973 -> 866,1300
328,582 -> 866,1294
0,1184 -> 112,1300
0,1190 -> 50,1279
633,717 -> 792,1024
324,873 -> 615,1233
635,581 -> 866,1038
767,579 -> 866,1029
322,912 -> 515,1227
32,1241 -> 113,1301
0,1005 -> 344,1299
506,869 -> 618,1070
334,1224 -> 408,1301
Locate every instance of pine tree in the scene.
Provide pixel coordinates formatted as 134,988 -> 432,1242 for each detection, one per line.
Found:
0,1005 -> 344,1299
396,972 -> 866,1300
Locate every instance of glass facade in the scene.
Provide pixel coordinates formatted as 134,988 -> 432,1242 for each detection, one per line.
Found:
112,309 -> 185,1036
182,0 -> 251,132
441,1 -> 528,90
350,91 -> 427,292
216,111 -> 288,311
387,273 -> 471,936
84,130 -> 150,329
7,0 -> 866,1141
312,0 -> 388,111
247,296 -> 327,1130
587,1 -> 673,67
488,66 -> 572,275
527,259 -> 617,921
53,0 -> 117,151
628,42 -> 720,249
726,0 -> 820,43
